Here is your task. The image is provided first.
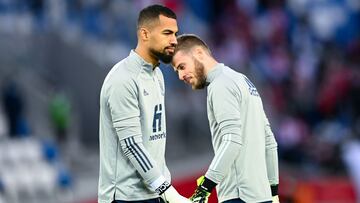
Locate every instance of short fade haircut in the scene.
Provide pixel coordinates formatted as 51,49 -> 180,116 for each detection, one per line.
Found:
174,34 -> 212,55
137,4 -> 177,30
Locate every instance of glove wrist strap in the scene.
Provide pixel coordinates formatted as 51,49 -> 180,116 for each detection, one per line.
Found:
199,177 -> 217,193
271,184 -> 279,196
156,181 -> 171,195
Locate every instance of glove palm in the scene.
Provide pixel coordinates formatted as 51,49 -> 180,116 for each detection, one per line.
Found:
190,187 -> 210,203
189,176 -> 213,203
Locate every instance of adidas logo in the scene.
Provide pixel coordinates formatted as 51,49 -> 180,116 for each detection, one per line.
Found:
143,89 -> 149,96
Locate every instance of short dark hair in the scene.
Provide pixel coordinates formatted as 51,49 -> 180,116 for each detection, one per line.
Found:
137,4 -> 177,30
175,34 -> 212,55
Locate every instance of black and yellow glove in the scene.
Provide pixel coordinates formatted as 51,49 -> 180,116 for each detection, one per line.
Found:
190,176 -> 216,203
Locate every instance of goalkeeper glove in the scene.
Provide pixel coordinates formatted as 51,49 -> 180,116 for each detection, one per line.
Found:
190,176 -> 217,203
271,184 -> 279,203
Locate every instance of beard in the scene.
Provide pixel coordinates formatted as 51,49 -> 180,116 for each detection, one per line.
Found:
150,47 -> 174,64
192,57 -> 207,90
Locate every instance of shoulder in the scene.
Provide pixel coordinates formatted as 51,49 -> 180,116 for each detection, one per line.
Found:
209,68 -> 239,92
208,67 -> 246,100
103,59 -> 140,95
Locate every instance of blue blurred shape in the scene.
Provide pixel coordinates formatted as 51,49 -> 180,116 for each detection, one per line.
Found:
42,139 -> 59,162
17,116 -> 31,137
58,168 -> 72,188
0,178 -> 3,192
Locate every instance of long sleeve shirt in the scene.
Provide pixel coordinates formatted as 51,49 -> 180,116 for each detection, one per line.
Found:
205,63 -> 279,203
98,50 -> 170,202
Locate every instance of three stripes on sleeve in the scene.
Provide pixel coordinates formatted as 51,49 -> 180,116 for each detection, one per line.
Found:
124,137 -> 154,173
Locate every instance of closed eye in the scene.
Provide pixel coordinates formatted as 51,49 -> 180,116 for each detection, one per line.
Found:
175,64 -> 185,73
162,29 -> 177,36
178,64 -> 185,70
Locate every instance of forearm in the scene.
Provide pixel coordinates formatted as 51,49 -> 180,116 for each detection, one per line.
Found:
266,146 -> 279,186
120,135 -> 191,203
205,134 -> 242,184
120,135 -> 168,193
265,120 -> 279,186
267,146 -> 280,203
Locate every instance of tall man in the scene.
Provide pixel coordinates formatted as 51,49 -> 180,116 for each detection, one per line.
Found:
171,34 -> 279,203
98,5 -> 191,203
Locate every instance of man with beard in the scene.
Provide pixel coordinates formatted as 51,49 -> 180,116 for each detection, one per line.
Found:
98,5 -> 191,203
171,34 -> 279,203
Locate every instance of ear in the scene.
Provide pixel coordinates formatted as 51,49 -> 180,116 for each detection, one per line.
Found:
139,28 -> 150,41
194,46 -> 205,61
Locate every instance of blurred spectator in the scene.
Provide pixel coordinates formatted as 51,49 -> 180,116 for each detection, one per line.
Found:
277,116 -> 309,165
0,106 -> 8,138
1,80 -> 29,137
49,91 -> 71,145
28,0 -> 45,30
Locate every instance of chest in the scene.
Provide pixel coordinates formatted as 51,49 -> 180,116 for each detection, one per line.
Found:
137,72 -> 165,124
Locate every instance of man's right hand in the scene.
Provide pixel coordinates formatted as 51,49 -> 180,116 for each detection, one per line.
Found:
272,195 -> 280,203
161,186 -> 192,203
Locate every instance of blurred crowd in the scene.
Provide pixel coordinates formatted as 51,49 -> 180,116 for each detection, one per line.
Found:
0,0 -> 360,201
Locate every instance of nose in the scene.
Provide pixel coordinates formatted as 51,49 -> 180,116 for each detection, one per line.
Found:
170,35 -> 177,46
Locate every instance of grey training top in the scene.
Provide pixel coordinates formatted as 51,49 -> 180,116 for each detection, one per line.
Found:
205,63 -> 279,203
98,50 -> 170,203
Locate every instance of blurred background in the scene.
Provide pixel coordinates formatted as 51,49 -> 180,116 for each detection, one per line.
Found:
0,0 -> 359,202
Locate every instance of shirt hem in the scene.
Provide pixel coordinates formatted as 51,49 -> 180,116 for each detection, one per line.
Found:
99,194 -> 160,202
219,195 -> 272,203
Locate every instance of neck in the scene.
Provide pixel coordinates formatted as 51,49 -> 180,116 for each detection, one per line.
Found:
204,57 -> 218,77
135,44 -> 159,67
